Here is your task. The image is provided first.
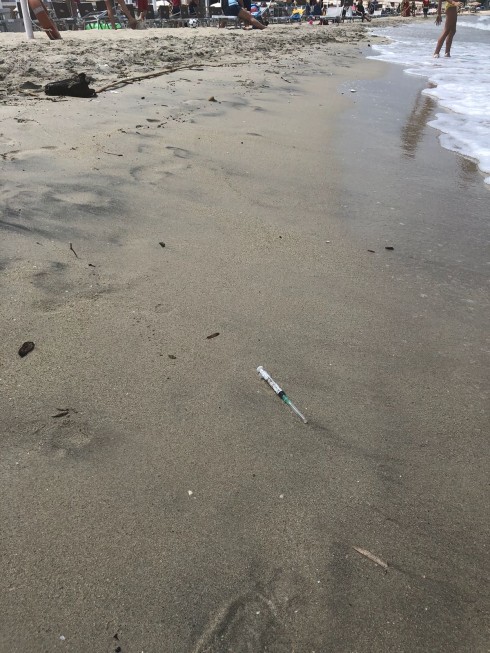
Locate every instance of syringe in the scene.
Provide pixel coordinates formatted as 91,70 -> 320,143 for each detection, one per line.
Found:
257,366 -> 308,424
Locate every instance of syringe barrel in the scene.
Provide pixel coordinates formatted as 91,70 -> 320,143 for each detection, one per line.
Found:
257,366 -> 284,396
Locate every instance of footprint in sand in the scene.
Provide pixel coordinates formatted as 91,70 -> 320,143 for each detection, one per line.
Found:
193,590 -> 292,653
192,567 -> 318,653
165,145 -> 192,159
130,147 -> 193,183
29,413 -> 100,460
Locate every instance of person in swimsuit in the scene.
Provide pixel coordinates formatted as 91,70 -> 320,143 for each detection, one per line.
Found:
221,0 -> 267,28
434,0 -> 460,57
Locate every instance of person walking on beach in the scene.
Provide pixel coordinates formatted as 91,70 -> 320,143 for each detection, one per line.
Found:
434,0 -> 460,57
220,0 -> 267,28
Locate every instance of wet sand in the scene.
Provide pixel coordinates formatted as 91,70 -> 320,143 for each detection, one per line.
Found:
1,25 -> 489,653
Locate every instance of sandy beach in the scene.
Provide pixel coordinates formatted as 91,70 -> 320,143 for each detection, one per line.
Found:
1,22 -> 489,653
0,24 -> 374,102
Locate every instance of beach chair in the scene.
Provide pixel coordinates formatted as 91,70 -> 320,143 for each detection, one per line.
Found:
83,3 -> 124,28
269,6 -> 288,23
167,4 -> 184,25
324,5 -> 342,21
0,8 -> 9,31
210,13 -> 239,26
51,1 -> 79,29
158,4 -> 170,24
79,1 -> 96,15
342,5 -> 353,20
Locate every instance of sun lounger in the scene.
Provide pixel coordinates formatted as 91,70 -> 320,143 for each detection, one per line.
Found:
209,6 -> 239,28
51,1 -> 79,29
210,14 -> 239,26
324,6 -> 342,22
79,2 -> 96,16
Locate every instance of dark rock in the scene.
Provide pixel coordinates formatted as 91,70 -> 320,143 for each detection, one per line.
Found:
18,341 -> 35,357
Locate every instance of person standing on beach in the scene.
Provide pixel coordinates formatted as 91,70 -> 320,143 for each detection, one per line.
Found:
220,0 -> 267,28
422,0 -> 429,17
171,0 -> 181,16
434,0 -> 460,57
136,0 -> 147,20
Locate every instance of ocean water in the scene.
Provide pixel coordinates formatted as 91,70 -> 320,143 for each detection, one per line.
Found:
369,16 -> 490,185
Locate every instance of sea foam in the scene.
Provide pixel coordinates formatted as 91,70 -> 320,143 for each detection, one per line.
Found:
369,17 -> 490,184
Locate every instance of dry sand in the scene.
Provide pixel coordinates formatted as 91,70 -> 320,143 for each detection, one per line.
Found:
0,23 -> 372,102
1,23 -> 489,653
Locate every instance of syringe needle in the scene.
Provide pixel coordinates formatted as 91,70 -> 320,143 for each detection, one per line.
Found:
285,397 -> 308,424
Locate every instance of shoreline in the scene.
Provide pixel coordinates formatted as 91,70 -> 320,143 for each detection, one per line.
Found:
1,26 -> 489,652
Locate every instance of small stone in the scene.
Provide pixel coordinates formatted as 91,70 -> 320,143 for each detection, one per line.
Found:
18,342 -> 35,358
208,96 -> 217,102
